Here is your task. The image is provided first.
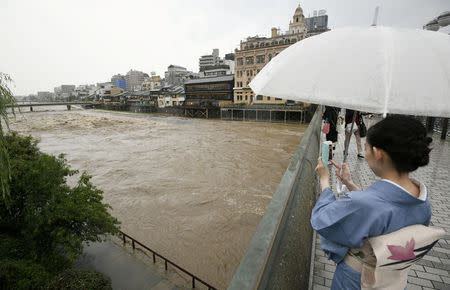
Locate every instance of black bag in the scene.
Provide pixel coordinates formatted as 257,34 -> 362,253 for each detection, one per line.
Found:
359,120 -> 367,137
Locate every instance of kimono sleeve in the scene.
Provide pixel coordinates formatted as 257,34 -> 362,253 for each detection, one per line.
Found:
310,187 -> 372,248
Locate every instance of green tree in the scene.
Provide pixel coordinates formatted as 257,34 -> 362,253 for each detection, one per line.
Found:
0,72 -> 16,201
0,132 -> 120,286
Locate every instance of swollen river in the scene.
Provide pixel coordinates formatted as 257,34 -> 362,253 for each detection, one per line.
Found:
10,106 -> 306,288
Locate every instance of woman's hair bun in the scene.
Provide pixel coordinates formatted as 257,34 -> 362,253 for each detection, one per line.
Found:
366,116 -> 432,173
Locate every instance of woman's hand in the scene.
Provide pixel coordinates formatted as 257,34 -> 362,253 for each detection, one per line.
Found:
331,161 -> 350,183
331,161 -> 361,191
315,157 -> 330,191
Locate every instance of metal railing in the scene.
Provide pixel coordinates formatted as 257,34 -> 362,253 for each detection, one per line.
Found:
119,231 -> 217,290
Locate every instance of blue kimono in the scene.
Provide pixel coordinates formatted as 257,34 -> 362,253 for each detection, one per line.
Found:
311,180 -> 431,290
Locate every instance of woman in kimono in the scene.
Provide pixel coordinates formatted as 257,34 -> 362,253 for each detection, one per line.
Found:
311,115 -> 432,289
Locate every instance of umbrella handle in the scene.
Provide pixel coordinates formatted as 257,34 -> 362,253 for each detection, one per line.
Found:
336,168 -> 347,194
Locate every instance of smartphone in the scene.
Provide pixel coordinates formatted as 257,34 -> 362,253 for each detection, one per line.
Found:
322,141 -> 332,168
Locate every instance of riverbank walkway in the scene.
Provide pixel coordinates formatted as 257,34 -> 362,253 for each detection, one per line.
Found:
75,239 -> 183,290
310,126 -> 450,289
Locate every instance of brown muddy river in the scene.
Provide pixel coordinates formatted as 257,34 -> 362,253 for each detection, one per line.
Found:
10,106 -> 306,288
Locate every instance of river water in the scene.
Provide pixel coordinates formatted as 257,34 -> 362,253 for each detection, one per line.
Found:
10,106 -> 306,288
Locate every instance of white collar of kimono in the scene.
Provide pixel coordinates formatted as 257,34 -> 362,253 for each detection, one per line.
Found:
381,179 -> 427,201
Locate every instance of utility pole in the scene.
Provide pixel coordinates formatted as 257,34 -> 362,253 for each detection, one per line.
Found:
371,6 -> 380,26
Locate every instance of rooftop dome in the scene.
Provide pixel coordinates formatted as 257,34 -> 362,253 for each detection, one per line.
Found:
294,5 -> 304,15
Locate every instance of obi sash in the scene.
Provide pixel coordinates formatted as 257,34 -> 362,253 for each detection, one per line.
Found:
344,224 -> 445,289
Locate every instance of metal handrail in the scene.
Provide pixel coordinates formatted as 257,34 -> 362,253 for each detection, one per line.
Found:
119,231 -> 217,290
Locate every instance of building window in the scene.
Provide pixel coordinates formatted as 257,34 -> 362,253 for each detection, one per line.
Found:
245,56 -> 254,65
267,96 -> 271,100
268,54 -> 272,61
237,58 -> 243,66
250,70 -> 253,76
246,70 -> 249,77
275,97 -> 282,100
245,96 -> 248,100
256,55 -> 265,63
256,95 -> 263,101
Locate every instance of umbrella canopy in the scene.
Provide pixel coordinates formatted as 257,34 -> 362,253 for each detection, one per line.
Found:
250,26 -> 450,118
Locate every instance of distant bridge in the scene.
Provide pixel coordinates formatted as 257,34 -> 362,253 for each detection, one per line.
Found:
7,102 -> 92,107
7,102 -> 93,111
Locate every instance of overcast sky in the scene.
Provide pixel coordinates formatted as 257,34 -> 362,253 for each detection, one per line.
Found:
1,0 -> 449,95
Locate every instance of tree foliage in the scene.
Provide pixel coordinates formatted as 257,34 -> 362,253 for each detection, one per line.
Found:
0,72 -> 16,201
0,132 -> 120,287
45,269 -> 112,290
0,258 -> 51,289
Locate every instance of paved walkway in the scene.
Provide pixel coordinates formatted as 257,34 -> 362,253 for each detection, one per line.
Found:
75,239 -> 185,290
311,120 -> 450,290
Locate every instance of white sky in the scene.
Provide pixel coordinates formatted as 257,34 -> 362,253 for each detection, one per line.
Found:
1,0 -> 449,96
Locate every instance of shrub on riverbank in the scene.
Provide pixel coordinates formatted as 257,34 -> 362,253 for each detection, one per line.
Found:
45,269 -> 112,290
0,132 -> 120,287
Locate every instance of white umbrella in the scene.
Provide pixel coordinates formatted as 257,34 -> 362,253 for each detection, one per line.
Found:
250,26 -> 450,193
250,26 -> 450,118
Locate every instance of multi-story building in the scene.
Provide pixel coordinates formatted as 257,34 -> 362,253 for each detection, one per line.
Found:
54,85 -> 76,99
305,10 -> 329,37
111,74 -> 127,91
101,87 -> 124,102
199,49 -> 220,71
233,4 -> 327,105
164,65 -> 198,86
224,53 -> 235,74
157,85 -> 185,107
37,91 -> 54,101
125,69 -> 148,91
199,49 -> 235,78
142,73 -> 162,91
74,84 -> 96,99
184,75 -> 234,107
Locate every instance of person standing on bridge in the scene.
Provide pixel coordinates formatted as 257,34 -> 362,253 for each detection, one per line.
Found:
322,106 -> 340,160
311,115 -> 433,289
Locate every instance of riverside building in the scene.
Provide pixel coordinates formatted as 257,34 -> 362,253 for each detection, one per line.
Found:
184,75 -> 234,107
142,73 -> 162,91
164,65 -> 198,86
233,4 -> 328,105
125,69 -> 149,91
199,49 -> 235,78
111,74 -> 127,91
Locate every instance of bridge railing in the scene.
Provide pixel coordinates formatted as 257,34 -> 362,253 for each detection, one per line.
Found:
119,231 -> 217,290
228,106 -> 321,289
7,102 -> 92,107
